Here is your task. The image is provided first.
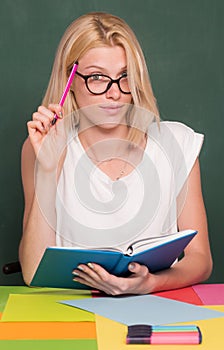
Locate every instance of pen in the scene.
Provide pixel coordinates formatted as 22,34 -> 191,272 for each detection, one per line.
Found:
51,61 -> 78,125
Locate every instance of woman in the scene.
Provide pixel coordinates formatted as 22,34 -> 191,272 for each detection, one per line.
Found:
19,12 -> 212,294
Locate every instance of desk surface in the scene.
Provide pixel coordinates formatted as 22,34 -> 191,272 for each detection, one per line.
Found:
0,284 -> 224,350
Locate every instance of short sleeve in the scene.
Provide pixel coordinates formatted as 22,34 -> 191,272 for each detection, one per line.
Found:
164,121 -> 204,177
148,121 -> 204,196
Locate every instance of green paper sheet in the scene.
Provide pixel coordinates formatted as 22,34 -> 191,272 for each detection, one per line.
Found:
1,294 -> 94,322
0,286 -> 92,313
0,339 -> 97,350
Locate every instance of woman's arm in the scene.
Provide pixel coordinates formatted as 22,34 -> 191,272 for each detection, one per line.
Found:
151,157 -> 213,291
71,158 -> 213,294
19,138 -> 56,285
19,104 -> 65,285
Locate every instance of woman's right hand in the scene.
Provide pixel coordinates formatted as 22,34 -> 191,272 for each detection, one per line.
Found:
27,104 -> 66,172
27,104 -> 62,154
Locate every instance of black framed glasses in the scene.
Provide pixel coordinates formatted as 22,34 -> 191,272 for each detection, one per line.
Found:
76,71 -> 131,95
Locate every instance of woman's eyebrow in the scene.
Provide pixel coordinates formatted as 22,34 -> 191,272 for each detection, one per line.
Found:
83,65 -> 104,70
83,65 -> 128,73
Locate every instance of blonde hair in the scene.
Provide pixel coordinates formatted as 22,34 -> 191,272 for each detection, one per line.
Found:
42,12 -> 160,144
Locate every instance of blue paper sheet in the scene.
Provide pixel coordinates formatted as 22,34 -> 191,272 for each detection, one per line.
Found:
59,294 -> 224,325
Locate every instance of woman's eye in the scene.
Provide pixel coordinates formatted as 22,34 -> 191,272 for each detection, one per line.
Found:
121,72 -> 128,78
91,74 -> 102,81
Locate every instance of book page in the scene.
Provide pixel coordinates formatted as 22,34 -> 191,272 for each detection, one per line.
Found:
126,229 -> 196,255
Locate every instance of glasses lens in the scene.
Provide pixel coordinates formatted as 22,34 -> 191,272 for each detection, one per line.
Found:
119,75 -> 130,93
86,74 -> 131,94
87,75 -> 110,94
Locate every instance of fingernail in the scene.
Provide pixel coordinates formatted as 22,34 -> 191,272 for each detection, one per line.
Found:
129,263 -> 135,270
87,262 -> 94,269
72,271 -> 79,276
58,111 -> 63,119
41,126 -> 48,134
77,265 -> 85,271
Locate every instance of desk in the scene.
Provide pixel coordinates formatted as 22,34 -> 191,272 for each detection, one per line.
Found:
0,284 -> 224,349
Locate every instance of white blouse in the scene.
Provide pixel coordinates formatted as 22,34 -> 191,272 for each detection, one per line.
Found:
55,121 -> 203,250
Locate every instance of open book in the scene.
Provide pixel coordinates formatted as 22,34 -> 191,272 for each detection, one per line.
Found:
30,229 -> 197,289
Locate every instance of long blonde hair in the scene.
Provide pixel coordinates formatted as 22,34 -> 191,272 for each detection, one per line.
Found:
42,12 -> 160,144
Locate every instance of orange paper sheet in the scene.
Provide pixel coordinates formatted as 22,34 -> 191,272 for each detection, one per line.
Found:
0,321 -> 96,340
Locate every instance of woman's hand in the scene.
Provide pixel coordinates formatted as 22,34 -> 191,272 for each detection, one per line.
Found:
28,104 -> 62,153
27,104 -> 66,172
72,262 -> 156,295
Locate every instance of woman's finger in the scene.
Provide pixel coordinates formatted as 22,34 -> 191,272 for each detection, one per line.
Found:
27,120 -> 47,135
48,104 -> 64,120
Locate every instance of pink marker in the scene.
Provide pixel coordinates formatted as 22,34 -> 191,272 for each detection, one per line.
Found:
149,331 -> 201,345
51,61 -> 78,125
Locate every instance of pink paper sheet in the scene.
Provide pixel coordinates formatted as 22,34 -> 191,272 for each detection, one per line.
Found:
193,284 -> 224,305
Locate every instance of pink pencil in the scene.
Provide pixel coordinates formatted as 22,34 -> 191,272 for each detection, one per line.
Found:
51,61 -> 78,125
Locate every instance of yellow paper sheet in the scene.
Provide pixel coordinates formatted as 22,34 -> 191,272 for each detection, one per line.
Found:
1,294 -> 94,322
95,306 -> 224,350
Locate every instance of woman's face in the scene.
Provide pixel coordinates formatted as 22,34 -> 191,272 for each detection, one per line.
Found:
73,45 -> 132,129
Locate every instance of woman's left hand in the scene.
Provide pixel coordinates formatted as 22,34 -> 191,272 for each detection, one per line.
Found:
72,262 -> 156,295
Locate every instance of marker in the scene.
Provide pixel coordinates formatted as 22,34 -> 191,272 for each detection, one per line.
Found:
51,61 -> 78,125
126,324 -> 202,345
149,331 -> 201,345
150,325 -> 199,332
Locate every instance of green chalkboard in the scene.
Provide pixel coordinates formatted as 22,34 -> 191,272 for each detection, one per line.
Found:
0,0 -> 223,285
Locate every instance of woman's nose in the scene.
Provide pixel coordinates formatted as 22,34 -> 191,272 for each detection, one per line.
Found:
105,81 -> 121,100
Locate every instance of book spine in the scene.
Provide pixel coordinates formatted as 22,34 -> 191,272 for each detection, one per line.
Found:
112,254 -> 131,276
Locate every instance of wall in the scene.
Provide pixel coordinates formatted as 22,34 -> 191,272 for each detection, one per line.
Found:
0,0 -> 223,285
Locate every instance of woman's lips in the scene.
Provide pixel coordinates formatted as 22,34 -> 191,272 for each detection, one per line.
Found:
99,104 -> 124,116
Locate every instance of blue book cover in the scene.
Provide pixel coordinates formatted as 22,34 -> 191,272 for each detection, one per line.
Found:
30,229 -> 197,289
